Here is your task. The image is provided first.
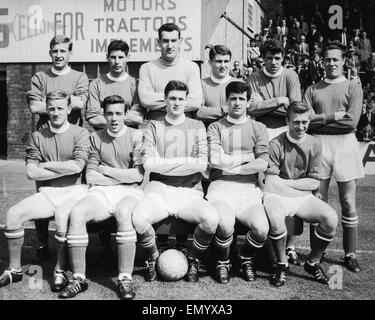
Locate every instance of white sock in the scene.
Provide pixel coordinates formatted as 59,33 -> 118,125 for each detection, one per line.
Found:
118,273 -> 132,281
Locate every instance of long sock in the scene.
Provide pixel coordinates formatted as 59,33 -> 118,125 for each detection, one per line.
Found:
269,231 -> 288,265
189,226 -> 215,260
54,231 -> 67,271
116,230 -> 137,276
240,231 -> 265,258
67,233 -> 88,277
342,215 -> 358,255
138,225 -> 159,261
5,227 -> 24,270
35,219 -> 49,247
308,228 -> 334,263
213,233 -> 233,262
309,223 -> 320,253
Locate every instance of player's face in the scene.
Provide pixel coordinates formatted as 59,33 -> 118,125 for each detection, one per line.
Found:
287,112 -> 310,140
105,103 -> 125,133
324,49 -> 344,79
227,92 -> 248,119
49,43 -> 72,70
158,31 -> 181,62
46,98 -> 71,128
210,54 -> 231,79
165,90 -> 187,118
264,52 -> 283,74
107,50 -> 128,75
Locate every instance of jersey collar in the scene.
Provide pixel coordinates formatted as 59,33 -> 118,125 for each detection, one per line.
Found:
106,72 -> 129,82
262,66 -> 284,78
165,114 -> 186,126
48,121 -> 70,134
210,74 -> 233,84
323,75 -> 346,84
107,126 -> 127,138
286,131 -> 306,144
51,66 -> 71,76
227,115 -> 248,125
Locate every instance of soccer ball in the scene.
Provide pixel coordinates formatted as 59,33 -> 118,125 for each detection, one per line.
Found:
156,249 -> 188,281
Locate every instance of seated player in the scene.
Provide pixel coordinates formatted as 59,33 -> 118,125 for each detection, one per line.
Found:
132,80 -> 219,283
207,81 -> 270,283
263,101 -> 338,287
0,91 -> 89,291
58,95 -> 144,300
85,40 -> 145,130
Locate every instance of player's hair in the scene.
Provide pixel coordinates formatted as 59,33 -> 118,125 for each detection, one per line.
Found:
49,35 -> 72,51
158,23 -> 181,39
322,40 -> 347,58
46,90 -> 71,106
208,44 -> 232,61
107,40 -> 130,56
164,80 -> 189,97
101,95 -> 125,113
225,81 -> 251,100
286,101 -> 310,120
260,40 -> 283,57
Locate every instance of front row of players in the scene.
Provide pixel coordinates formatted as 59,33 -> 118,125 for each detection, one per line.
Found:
0,81 -> 338,299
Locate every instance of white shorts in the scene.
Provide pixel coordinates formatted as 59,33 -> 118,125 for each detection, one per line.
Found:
39,184 -> 88,210
267,126 -> 288,141
207,180 -> 263,215
143,181 -> 203,216
88,184 -> 144,216
263,192 -> 314,217
313,133 -> 365,182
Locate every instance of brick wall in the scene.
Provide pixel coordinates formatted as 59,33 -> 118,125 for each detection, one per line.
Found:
6,64 -> 33,159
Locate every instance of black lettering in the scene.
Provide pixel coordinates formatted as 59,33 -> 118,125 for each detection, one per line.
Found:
363,143 -> 375,166
76,12 -> 84,40
96,38 -> 107,53
179,16 -> 187,31
106,18 -> 115,32
155,0 -> 165,10
104,0 -> 114,11
130,38 -> 137,52
117,0 -> 127,11
130,17 -> 139,32
184,37 -> 192,51
166,16 -> 175,24
140,37 -> 152,52
153,17 -> 163,31
154,37 -> 160,51
63,12 -> 73,39
117,18 -> 129,32
168,0 -> 176,10
130,0 -> 137,10
141,16 -> 151,31
94,18 -> 104,33
54,13 -> 62,36
18,14 -> 26,41
142,0 -> 152,10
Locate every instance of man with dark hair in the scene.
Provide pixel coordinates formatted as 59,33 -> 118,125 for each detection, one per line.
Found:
304,40 -> 364,273
59,95 -> 144,299
138,23 -> 202,121
0,90 -> 89,290
247,39 -> 303,266
86,40 -> 145,130
264,101 -> 338,287
26,35 -> 89,262
207,81 -> 269,283
230,61 -> 246,79
132,80 -> 219,283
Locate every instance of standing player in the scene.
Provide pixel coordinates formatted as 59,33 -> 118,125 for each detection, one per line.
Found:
26,35 -> 89,262
304,41 -> 364,272
206,81 -> 269,283
0,91 -> 89,291
85,40 -> 145,130
132,81 -> 219,282
263,101 -> 338,286
246,39 -> 303,265
138,23 -> 202,121
59,95 -> 144,299
196,44 -> 239,196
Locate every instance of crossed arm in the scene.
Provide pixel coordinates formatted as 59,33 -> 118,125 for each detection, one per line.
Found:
26,160 -> 83,181
264,174 -> 319,197
86,165 -> 143,186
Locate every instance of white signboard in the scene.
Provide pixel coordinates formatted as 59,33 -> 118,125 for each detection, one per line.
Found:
360,141 -> 375,175
0,0 -> 202,62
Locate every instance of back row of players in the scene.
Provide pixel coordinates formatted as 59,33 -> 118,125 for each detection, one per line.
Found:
0,22 -> 364,300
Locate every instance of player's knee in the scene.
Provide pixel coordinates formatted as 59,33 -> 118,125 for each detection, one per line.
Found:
200,210 -> 219,234
217,215 -> 235,237
54,210 -> 69,232
340,194 -> 356,213
131,210 -> 149,233
116,207 -> 134,230
319,209 -> 338,234
68,206 -> 88,232
252,220 -> 269,240
6,206 -> 26,229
